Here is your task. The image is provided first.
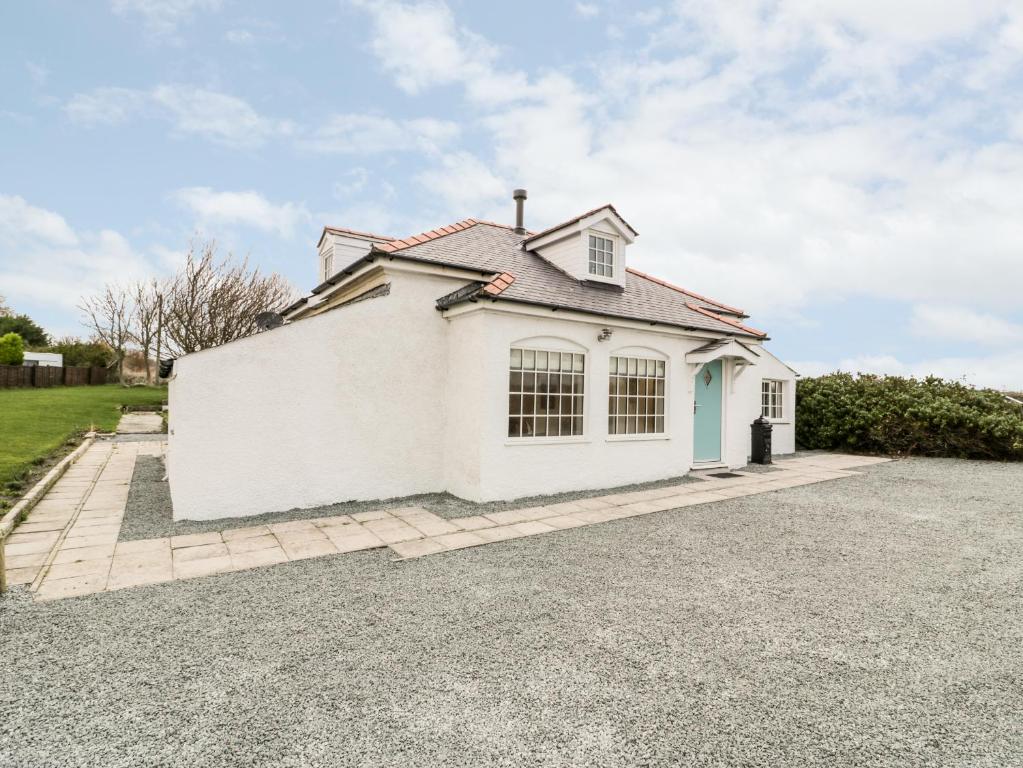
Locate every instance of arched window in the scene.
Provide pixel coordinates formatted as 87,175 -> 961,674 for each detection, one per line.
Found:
608,355 -> 666,435
508,347 -> 585,438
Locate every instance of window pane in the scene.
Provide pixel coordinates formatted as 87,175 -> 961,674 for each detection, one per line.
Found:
510,371 -> 522,391
609,357 -> 618,374
548,417 -> 560,437
573,416 -> 583,435
535,417 -> 548,437
510,349 -> 522,369
655,416 -> 664,432
509,394 -> 521,414
638,359 -> 647,377
627,357 -> 637,375
536,372 -> 548,393
575,375 -> 584,394
523,349 -> 535,370
536,350 -> 548,370
609,396 -> 617,415
574,395 -> 583,414
561,416 -> 573,435
508,417 -> 520,438
523,372 -> 535,391
522,394 -> 534,414
656,360 -> 665,377
609,416 -> 616,434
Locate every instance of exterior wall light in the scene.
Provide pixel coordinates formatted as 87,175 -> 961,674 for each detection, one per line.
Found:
597,328 -> 613,342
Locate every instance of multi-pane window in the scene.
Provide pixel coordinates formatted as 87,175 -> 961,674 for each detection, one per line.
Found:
508,348 -> 585,438
588,234 -> 614,277
609,356 -> 666,435
323,252 -> 334,281
762,380 -> 784,419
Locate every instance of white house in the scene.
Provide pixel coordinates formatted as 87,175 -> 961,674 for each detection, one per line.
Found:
168,194 -> 797,521
22,351 -> 63,367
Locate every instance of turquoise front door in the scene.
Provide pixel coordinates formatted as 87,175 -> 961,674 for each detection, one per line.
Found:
693,359 -> 722,463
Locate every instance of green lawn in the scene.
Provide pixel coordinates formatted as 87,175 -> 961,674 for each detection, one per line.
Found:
0,385 -> 167,491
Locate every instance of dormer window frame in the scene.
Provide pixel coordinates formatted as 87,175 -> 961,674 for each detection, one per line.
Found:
322,251 -> 334,282
585,229 -> 619,283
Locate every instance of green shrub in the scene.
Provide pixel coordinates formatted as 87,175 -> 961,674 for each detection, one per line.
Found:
46,336 -> 115,368
0,332 -> 25,365
796,373 -> 1023,460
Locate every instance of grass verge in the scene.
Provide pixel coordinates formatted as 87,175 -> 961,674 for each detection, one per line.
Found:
0,384 -> 166,511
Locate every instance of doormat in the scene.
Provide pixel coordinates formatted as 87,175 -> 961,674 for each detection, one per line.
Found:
708,472 -> 742,479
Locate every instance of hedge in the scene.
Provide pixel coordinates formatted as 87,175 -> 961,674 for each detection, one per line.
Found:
796,373 -> 1023,460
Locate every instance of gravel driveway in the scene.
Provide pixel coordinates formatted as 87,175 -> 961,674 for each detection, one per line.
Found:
2,457 -> 1021,767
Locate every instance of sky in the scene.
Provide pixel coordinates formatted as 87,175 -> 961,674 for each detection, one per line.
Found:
2,0 -> 1022,389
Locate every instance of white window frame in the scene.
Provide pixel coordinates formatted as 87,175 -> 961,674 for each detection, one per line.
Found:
607,355 -> 668,440
507,347 -> 587,443
587,231 -> 616,279
762,379 -> 785,420
323,252 -> 334,282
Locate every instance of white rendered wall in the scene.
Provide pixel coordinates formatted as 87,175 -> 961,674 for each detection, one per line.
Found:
453,310 -> 727,501
168,269 -> 464,520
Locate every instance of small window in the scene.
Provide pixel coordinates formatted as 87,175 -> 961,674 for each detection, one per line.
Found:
762,380 -> 784,419
608,356 -> 666,435
323,252 -> 334,281
509,348 -> 585,438
588,234 -> 614,278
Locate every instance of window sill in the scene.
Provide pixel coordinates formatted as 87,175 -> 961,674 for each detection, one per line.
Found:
767,419 -> 791,425
606,434 -> 670,443
505,436 -> 590,447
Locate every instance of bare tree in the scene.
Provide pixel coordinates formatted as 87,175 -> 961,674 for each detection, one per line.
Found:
162,240 -> 296,355
0,295 -> 10,317
80,285 -> 132,384
129,279 -> 164,384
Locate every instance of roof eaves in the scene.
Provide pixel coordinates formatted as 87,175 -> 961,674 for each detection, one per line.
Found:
685,302 -> 766,338
627,268 -> 747,317
477,294 -> 764,339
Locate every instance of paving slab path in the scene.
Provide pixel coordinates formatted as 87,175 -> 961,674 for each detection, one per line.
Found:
2,430 -> 889,601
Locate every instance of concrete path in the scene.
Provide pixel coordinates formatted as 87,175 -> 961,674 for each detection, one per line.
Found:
3,442 -> 890,602
116,412 -> 163,434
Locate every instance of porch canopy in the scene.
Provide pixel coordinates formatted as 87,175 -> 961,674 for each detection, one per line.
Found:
685,338 -> 761,369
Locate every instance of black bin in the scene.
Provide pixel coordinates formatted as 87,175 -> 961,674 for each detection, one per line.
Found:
751,416 -> 773,464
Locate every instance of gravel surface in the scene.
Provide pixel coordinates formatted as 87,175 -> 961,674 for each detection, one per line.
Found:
5,457 -> 1021,767
119,456 -> 701,540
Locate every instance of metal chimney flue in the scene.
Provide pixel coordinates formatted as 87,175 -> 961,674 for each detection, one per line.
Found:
513,189 -> 527,235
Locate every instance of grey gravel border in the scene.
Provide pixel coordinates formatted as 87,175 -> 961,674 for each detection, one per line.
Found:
119,455 -> 705,540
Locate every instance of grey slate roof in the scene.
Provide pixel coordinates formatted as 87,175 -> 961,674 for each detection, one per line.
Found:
373,221 -> 766,339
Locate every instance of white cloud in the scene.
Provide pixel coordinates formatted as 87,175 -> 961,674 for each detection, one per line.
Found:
414,152 -> 507,212
300,114 -> 459,154
351,0 -> 499,95
172,187 -> 311,238
65,85 -> 292,148
0,195 -> 79,248
65,87 -> 147,126
911,304 -> 1023,346
110,0 -> 222,35
152,85 -> 293,147
25,61 -> 48,87
0,195 -> 161,329
790,353 -> 1023,391
575,2 -> 599,18
225,29 -> 255,44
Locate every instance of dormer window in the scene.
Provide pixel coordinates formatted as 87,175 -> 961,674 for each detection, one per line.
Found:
588,234 -> 615,278
323,252 -> 334,281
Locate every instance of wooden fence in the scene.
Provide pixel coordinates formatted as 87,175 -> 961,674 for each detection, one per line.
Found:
0,365 -> 108,389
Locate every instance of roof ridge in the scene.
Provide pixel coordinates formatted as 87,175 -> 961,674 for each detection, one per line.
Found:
322,225 -> 396,242
684,302 -> 766,338
375,217 -> 532,254
522,203 -> 638,245
376,218 -> 479,253
627,267 -> 746,316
